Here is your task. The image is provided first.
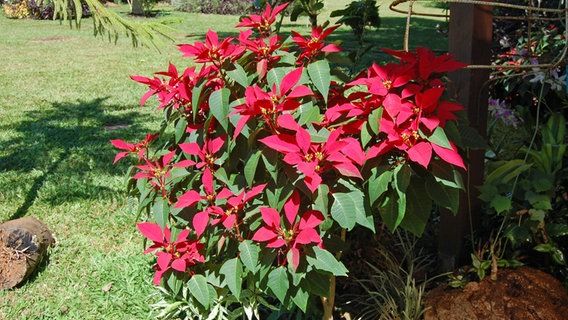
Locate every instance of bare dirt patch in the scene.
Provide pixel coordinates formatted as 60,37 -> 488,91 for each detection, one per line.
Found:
29,36 -> 74,42
424,267 -> 568,320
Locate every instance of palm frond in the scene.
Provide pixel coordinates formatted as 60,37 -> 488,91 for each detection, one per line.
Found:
50,0 -> 176,51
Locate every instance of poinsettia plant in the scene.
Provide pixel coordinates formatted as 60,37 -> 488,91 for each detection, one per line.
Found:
112,2 -> 467,318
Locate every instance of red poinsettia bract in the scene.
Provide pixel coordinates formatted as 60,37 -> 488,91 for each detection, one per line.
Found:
291,25 -> 341,65
192,183 -> 266,236
178,30 -> 244,69
239,30 -> 284,79
231,68 -> 313,137
347,47 -> 467,169
179,135 -> 226,175
137,222 -> 204,285
175,168 -> 233,209
235,2 -> 289,35
260,115 -> 364,193
133,151 -> 195,197
110,133 -> 159,163
252,190 -> 324,271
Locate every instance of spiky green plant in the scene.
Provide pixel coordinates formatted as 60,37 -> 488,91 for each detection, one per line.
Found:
347,232 -> 433,320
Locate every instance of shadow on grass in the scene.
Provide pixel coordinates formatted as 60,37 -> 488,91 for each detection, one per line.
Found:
325,16 -> 449,71
0,97 -> 150,220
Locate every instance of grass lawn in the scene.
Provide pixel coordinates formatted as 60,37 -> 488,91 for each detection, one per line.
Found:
0,1 -> 447,318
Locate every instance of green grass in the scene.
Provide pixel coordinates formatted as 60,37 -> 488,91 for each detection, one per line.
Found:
0,2 -> 447,318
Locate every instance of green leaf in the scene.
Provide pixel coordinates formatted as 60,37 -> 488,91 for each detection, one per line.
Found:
291,285 -> 309,312
393,163 -> 411,193
401,180 -> 433,236
313,184 -> 330,215
427,127 -> 452,149
368,107 -> 382,135
349,189 -> 375,232
153,197 -> 169,229
53,0 -> 176,51
526,192 -> 552,210
226,63 -> 250,88
504,224 -> 531,245
265,185 -> 294,213
395,189 -> 406,229
425,175 -> 460,214
188,275 -> 210,309
485,160 -> 531,185
169,167 -> 190,181
543,112 -> 566,144
174,118 -> 186,143
546,224 -> 568,237
304,271 -> 330,297
361,122 -> 375,148
307,60 -> 331,103
553,248 -> 566,265
367,167 -> 393,206
191,81 -> 206,122
490,195 -> 512,214
533,243 -> 555,253
209,88 -> 230,132
307,247 -> 348,276
331,192 -> 357,230
244,150 -> 261,187
458,123 -> 488,149
379,193 -> 401,232
259,250 -> 277,283
297,102 -> 321,126
261,149 -> 280,182
267,267 -> 289,304
220,258 -> 243,300
528,209 -> 545,222
239,240 -> 260,273
430,161 -> 464,189
267,67 -> 292,91
310,126 -> 331,143
166,272 -> 183,296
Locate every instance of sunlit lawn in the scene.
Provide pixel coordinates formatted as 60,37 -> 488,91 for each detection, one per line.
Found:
0,1 -> 446,318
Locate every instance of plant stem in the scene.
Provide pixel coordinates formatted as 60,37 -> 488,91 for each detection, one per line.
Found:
321,228 -> 346,320
321,276 -> 336,320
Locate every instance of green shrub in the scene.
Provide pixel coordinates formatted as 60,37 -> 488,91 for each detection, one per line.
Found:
173,0 -> 253,15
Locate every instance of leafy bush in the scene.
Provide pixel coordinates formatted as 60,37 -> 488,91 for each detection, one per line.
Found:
3,0 -> 31,18
474,0 -> 568,285
112,2 -> 468,318
173,0 -> 254,15
2,0 -> 89,19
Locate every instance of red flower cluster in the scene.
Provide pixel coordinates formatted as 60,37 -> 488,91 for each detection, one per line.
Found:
112,2 -> 468,289
326,47 -> 467,169
252,190 -> 324,270
138,222 -> 204,285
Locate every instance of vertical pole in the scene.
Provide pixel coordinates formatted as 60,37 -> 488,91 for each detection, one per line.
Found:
438,2 -> 493,272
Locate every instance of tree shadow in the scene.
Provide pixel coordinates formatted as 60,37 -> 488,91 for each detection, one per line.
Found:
0,97 -> 151,220
326,16 -> 449,71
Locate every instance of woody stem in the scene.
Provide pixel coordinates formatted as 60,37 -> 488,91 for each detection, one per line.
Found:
321,228 -> 346,320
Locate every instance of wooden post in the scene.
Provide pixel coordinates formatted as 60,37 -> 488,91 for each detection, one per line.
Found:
438,2 -> 493,271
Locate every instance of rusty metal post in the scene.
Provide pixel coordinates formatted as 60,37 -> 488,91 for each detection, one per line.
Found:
438,1 -> 493,271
